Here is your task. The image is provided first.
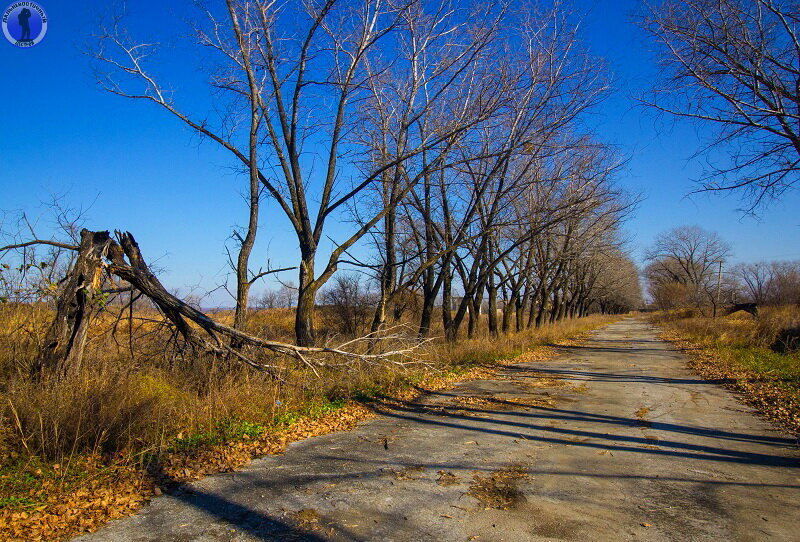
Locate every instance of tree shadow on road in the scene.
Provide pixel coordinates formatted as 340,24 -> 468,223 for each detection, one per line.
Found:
504,364 -> 736,386
137,464 -> 331,541
361,393 -> 800,470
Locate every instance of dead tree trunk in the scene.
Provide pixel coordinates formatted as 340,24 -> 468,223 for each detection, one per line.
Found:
33,230 -> 114,379
30,230 -> 428,380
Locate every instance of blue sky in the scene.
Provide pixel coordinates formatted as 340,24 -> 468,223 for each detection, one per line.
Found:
1,0 -> 799,306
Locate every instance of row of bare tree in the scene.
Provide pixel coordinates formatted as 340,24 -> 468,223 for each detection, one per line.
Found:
0,0 -> 644,382
85,0 -> 641,346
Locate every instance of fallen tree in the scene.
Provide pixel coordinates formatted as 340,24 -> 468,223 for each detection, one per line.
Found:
4,229 -> 429,380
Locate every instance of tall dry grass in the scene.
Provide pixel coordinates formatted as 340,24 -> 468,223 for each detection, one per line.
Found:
649,305 -> 800,352
0,302 -> 614,466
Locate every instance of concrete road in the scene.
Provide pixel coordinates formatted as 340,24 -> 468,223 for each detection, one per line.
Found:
77,318 -> 800,541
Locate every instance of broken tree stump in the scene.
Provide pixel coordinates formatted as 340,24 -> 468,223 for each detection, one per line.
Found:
27,229 -> 424,381
33,230 -> 114,379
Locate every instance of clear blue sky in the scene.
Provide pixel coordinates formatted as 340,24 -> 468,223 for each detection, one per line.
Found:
1,0 -> 799,306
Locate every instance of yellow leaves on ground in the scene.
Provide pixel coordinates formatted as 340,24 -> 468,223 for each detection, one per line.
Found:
0,471 -> 150,541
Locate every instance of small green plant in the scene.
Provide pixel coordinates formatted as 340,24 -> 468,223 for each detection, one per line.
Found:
0,495 -> 37,509
350,385 -> 387,403
217,418 -> 265,441
170,431 -> 218,451
271,411 -> 301,427
170,418 -> 267,451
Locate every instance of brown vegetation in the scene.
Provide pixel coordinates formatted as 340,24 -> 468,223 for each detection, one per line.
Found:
468,464 -> 529,510
0,296 -> 616,540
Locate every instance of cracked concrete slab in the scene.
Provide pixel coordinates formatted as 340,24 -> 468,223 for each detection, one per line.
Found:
75,317 -> 800,541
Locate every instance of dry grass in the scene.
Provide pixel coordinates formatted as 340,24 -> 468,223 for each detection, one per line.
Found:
650,305 -> 800,352
0,307 -> 615,463
0,303 -> 616,540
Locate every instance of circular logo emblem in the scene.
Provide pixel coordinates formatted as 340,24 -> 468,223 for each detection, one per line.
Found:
3,2 -> 47,48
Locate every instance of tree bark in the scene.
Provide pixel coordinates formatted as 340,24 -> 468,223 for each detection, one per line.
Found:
442,257 -> 455,342
34,230 -> 114,379
295,252 -> 317,346
487,275 -> 499,338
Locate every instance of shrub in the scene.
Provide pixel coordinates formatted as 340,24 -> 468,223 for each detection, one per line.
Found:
772,326 -> 800,354
320,274 -> 374,336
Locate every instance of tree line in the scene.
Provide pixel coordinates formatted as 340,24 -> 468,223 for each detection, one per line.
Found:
78,0 -> 641,347
0,0 -> 670,383
644,225 -> 799,313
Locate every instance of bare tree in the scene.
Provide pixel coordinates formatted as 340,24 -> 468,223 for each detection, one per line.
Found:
254,288 -> 280,310
771,260 -> 800,304
0,200 -> 89,305
733,259 -> 800,305
641,0 -> 800,208
94,0 -> 506,346
93,1 -> 280,334
732,261 -> 775,304
645,225 -> 732,312
582,250 -> 643,315
321,274 -> 374,336
359,4 -> 617,340
255,281 -> 297,309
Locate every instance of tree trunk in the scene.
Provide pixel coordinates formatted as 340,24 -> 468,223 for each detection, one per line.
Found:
527,294 -> 537,329
487,279 -> 499,338
418,288 -> 436,338
536,287 -> 550,328
233,280 -> 252,332
549,289 -> 561,323
295,253 -> 317,346
370,293 -> 388,336
34,230 -> 114,379
467,298 -> 479,339
502,290 -> 518,333
418,261 -> 439,337
229,22 -> 261,336
526,283 -> 542,329
232,167 -> 260,334
468,282 -> 485,339
370,193 -> 397,335
442,258 -> 455,342
558,297 -> 568,321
